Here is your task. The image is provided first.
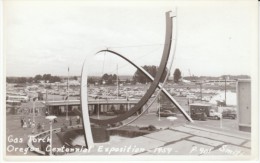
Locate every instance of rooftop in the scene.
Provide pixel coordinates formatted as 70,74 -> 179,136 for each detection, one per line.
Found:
44,99 -> 140,106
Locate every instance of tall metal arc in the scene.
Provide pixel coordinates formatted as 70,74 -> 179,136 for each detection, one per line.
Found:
95,49 -> 194,122
79,11 -> 193,148
80,59 -> 94,148
89,11 -> 173,125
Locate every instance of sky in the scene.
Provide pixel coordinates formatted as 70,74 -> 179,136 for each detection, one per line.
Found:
4,0 -> 258,77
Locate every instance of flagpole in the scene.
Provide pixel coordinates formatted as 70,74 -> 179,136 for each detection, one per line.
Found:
66,67 -> 69,120
127,92 -> 129,111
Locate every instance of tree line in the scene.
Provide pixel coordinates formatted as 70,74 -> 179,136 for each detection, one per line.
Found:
6,74 -> 62,84
133,66 -> 182,84
6,66 -> 182,84
87,74 -> 118,85
86,66 -> 179,85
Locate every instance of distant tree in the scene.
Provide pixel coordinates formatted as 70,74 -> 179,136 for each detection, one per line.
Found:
98,79 -> 102,85
112,74 -> 117,80
16,77 -> 27,83
42,74 -> 51,83
133,65 -> 168,84
101,74 -> 117,85
107,76 -> 113,85
6,77 -> 16,83
27,77 -> 33,83
102,73 -> 109,81
173,68 -> 181,83
88,77 -> 95,84
73,76 -> 78,80
49,76 -> 61,83
34,74 -> 42,83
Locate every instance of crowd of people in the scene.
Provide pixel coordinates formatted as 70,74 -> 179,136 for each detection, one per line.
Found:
20,117 -> 46,134
19,110 -> 83,155
20,114 -> 81,134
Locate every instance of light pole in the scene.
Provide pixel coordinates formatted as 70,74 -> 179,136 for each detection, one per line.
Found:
32,97 -> 37,123
64,95 -> 69,121
45,115 -> 57,156
66,67 -> 70,120
188,99 -> 191,116
220,113 -> 223,128
224,77 -> 227,106
158,95 -> 161,121
196,82 -> 203,101
66,100 -> 69,121
97,97 -> 100,119
200,83 -> 202,101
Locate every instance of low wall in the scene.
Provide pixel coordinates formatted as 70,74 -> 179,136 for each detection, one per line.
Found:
27,125 -> 81,155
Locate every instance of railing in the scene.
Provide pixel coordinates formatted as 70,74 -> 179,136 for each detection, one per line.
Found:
27,125 -> 82,155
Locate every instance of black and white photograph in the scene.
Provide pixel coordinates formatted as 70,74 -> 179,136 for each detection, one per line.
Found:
1,0 -> 259,161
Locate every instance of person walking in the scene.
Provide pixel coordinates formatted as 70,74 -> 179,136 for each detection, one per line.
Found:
37,122 -> 41,133
23,121 -> 27,130
31,122 -> 35,134
28,118 -> 32,128
54,118 -> 58,123
21,118 -> 24,128
41,123 -> 45,132
76,116 -> 80,124
69,117 -> 72,126
61,123 -> 68,132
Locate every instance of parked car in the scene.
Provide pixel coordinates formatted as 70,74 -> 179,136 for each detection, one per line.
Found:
191,112 -> 207,121
157,110 -> 176,117
222,110 -> 236,119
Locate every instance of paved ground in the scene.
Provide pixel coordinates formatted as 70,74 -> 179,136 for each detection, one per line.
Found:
5,92 -> 242,156
120,111 -> 239,132
70,124 -> 251,156
5,112 -> 241,156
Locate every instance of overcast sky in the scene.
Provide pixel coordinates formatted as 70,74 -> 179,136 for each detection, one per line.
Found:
4,0 -> 257,77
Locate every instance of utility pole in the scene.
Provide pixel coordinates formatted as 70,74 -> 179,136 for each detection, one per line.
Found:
200,83 -> 202,101
197,82 -> 203,101
117,64 -> 119,99
97,97 -> 100,119
224,77 -> 227,106
66,67 -> 69,121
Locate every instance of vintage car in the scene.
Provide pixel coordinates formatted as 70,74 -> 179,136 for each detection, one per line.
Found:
157,110 -> 176,117
222,110 -> 237,119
